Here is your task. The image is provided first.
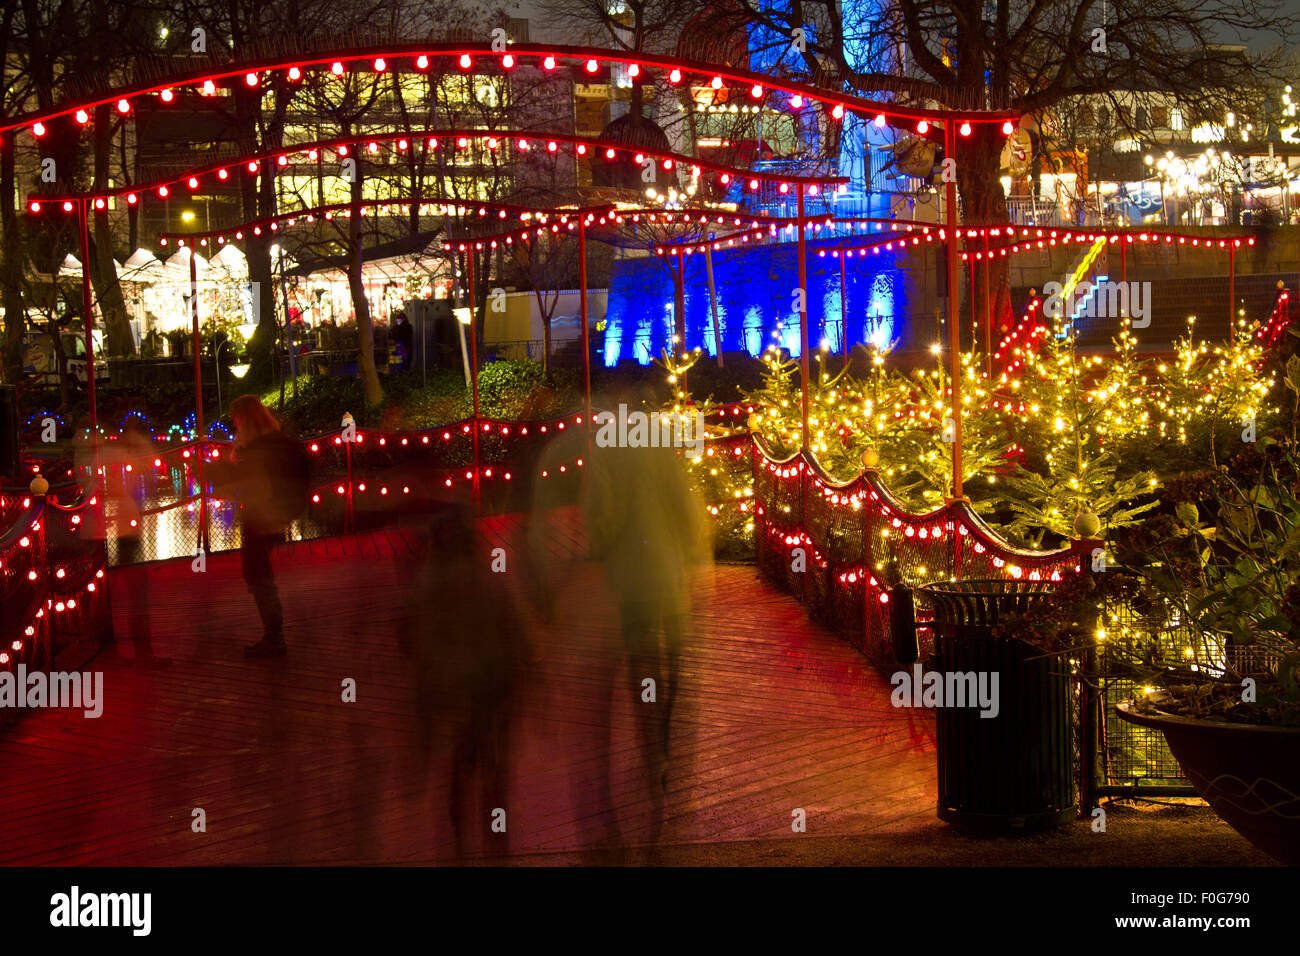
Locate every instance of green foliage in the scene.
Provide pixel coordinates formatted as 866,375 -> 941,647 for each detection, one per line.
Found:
1113,440 -> 1300,726
257,363 -> 582,437
1000,451 -> 1159,548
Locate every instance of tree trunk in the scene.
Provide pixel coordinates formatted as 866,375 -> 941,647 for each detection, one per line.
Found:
349,166 -> 382,407
1,129 -> 25,382
91,104 -> 134,356
233,84 -> 281,388
534,288 -> 552,372
956,125 -> 1014,339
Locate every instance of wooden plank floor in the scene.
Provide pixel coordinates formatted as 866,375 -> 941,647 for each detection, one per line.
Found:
0,510 -> 941,864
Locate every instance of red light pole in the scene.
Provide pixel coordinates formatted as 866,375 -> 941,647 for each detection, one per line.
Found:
464,245 -> 480,505
578,218 -> 590,422
945,121 -> 963,500
75,200 -> 97,430
188,245 -> 208,550
797,182 -> 810,451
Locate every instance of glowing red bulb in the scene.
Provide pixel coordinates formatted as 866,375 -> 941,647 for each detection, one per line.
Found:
1002,121 -> 1014,135
62,201 -> 73,212
416,55 -> 429,69
188,177 -> 199,188
874,113 -> 886,127
201,81 -> 215,95
628,64 -> 640,78
586,59 -> 598,73
669,69 -> 681,83
288,67 -> 301,80
917,120 -> 929,134
547,140 -> 557,152
247,161 -> 257,172
32,122 -> 45,136
959,122 -> 971,136
832,104 -> 844,119
502,54 -> 514,68
543,56 -> 556,70
245,72 -> 258,86
75,110 -> 88,124
218,169 -> 228,180
331,61 -> 344,75
28,201 -> 39,213
605,148 -> 615,158
710,76 -> 722,89
459,54 -> 472,69
751,84 -> 763,98
373,58 -> 386,71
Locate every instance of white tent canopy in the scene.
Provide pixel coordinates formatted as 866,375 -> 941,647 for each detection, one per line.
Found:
120,248 -> 165,284
210,244 -> 248,277
163,248 -> 210,283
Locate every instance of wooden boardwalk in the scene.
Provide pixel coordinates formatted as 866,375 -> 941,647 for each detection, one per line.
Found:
0,507 -> 947,864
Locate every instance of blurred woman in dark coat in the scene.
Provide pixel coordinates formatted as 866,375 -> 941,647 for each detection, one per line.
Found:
403,500 -> 530,860
211,395 -> 308,658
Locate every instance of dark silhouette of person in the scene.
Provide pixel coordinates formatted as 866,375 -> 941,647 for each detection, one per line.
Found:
403,499 -> 529,861
392,311 -> 414,371
210,395 -> 307,658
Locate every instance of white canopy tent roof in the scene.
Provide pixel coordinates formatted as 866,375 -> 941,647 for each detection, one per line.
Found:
119,248 -> 165,284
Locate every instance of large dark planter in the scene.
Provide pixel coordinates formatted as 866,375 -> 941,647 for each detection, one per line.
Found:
1116,702 -> 1300,864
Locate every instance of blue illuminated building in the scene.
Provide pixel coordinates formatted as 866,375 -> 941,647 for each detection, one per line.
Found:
602,0 -> 914,365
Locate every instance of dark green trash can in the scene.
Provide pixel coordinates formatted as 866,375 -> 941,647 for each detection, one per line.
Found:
918,580 -> 1076,831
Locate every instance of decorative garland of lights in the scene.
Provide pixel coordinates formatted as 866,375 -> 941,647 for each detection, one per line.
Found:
157,198 -> 616,248
1,496 -> 107,670
2,42 -> 1021,141
28,128 -> 846,212
959,228 -> 1256,261
750,445 -> 1079,597
1257,291 -> 1291,348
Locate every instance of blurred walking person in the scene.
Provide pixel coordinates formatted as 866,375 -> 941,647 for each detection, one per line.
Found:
403,500 -> 529,861
210,395 -> 310,658
79,416 -> 167,664
580,389 -> 711,847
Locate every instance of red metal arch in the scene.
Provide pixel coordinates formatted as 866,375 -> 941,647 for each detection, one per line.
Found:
4,42 -> 1022,139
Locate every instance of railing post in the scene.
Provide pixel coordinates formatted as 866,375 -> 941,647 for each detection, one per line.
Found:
345,431 -> 354,534
1072,535 -> 1104,817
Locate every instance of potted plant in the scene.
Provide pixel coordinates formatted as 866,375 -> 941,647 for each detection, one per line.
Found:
1110,438 -> 1300,864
